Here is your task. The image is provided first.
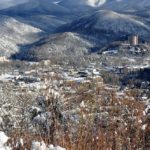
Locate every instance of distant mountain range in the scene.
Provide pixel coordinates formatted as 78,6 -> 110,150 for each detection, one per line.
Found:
58,10 -> 150,42
0,0 -> 149,60
100,0 -> 150,11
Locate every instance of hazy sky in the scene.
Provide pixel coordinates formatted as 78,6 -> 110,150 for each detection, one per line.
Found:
0,0 -> 28,9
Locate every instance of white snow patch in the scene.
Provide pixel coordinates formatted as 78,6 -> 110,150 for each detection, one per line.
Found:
31,141 -> 47,150
80,101 -> 86,108
86,0 -> 106,7
141,124 -> 147,130
0,131 -> 11,150
31,141 -> 66,150
0,74 -> 14,82
49,144 -> 66,150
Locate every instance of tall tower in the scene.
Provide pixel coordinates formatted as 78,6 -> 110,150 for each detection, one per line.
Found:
128,35 -> 139,46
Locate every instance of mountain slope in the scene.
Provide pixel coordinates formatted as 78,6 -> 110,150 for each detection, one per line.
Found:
14,15 -> 66,33
0,0 -> 69,16
57,0 -> 150,11
0,0 -> 81,32
14,32 -> 98,61
101,0 -> 150,12
2,0 -> 149,33
58,10 -> 150,45
0,15 -> 42,57
59,0 -> 106,7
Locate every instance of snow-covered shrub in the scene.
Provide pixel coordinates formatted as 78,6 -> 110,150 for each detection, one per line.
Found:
31,141 -> 47,150
31,141 -> 66,150
0,131 -> 11,150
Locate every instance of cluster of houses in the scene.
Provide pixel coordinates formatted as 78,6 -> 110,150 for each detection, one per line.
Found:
0,62 -> 102,92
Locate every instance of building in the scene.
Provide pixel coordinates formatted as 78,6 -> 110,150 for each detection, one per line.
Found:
128,35 -> 139,46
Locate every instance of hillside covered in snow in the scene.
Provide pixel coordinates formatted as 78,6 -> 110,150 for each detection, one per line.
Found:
13,32 -> 99,61
58,10 -> 150,46
0,15 -> 42,57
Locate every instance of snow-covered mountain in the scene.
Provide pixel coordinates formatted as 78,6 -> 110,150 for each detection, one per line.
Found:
0,0 -> 82,32
0,0 -> 69,15
59,0 -> 150,11
59,0 -> 106,7
0,0 -> 150,59
0,15 -> 42,57
14,32 -> 98,61
58,10 -> 150,45
101,0 -> 150,12
86,0 -> 107,7
1,0 -> 150,32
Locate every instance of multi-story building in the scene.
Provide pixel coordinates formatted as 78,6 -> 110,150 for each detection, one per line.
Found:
128,35 -> 139,46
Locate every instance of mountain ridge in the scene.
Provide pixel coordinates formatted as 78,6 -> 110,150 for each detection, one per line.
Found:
0,0 -> 150,59
57,10 -> 150,43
